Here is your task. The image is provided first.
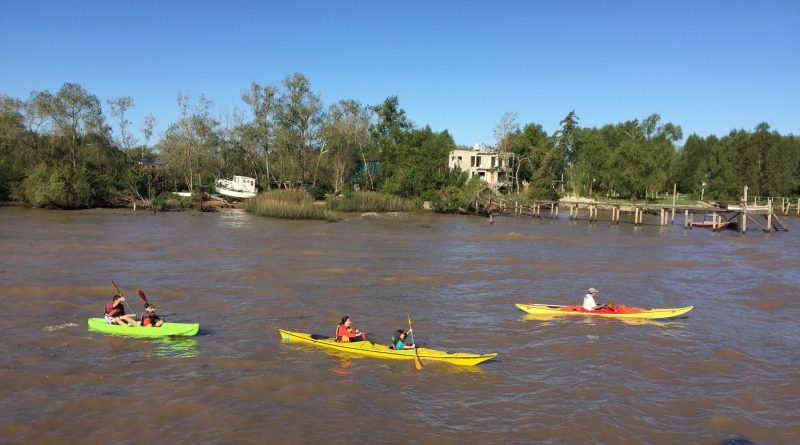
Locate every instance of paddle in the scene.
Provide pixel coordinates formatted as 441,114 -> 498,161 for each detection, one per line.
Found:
111,281 -> 136,321
407,313 -> 423,370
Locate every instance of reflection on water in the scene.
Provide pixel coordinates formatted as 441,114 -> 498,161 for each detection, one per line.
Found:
329,355 -> 354,376
218,209 -> 252,229
147,337 -> 199,359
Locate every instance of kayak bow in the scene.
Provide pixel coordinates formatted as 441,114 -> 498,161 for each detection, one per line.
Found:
515,303 -> 693,320
87,318 -> 199,337
278,329 -> 496,366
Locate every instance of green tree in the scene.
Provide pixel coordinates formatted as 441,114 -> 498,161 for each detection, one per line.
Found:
273,73 -> 323,187
241,81 -> 277,188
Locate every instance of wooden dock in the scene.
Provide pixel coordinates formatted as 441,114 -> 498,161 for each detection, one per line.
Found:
497,198 -> 791,234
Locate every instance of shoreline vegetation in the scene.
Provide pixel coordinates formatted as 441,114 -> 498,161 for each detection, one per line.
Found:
245,190 -> 417,222
1,77 -> 798,218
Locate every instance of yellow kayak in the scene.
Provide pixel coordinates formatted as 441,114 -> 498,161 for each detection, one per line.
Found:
278,329 -> 497,366
515,303 -> 693,319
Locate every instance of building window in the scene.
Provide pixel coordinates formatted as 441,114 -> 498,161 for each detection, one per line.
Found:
457,156 -> 462,163
476,156 -> 481,167
491,156 -> 496,167
471,156 -> 475,167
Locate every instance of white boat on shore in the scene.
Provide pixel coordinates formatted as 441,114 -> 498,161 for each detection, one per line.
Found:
216,175 -> 257,199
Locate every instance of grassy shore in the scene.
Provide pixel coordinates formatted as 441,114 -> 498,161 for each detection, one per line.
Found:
326,191 -> 417,213
245,190 -> 417,221
245,189 -> 341,222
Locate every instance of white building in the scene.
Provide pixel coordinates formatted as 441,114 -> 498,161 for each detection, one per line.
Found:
448,143 -> 514,186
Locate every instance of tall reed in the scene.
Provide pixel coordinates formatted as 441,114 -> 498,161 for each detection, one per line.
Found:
245,189 -> 341,222
326,191 -> 417,212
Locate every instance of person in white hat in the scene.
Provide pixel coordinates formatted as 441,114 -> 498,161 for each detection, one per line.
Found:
582,287 -> 609,311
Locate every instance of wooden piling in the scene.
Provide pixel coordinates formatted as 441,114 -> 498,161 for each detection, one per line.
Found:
741,211 -> 747,233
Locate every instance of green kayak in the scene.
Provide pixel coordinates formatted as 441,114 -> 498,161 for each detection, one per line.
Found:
87,318 -> 199,337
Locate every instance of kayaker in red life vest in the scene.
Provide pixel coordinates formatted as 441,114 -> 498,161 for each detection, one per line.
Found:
104,294 -> 136,326
335,316 -> 365,342
139,303 -> 164,327
582,287 -> 611,311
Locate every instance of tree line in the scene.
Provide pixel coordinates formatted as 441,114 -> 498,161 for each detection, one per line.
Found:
1,75 -> 798,209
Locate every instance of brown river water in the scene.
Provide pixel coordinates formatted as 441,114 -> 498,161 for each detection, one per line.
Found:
1,206 -> 798,445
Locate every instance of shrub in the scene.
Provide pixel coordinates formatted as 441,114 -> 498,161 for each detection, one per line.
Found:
308,184 -> 329,201
14,163 -> 95,209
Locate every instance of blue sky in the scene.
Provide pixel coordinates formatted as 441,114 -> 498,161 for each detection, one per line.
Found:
1,0 -> 798,147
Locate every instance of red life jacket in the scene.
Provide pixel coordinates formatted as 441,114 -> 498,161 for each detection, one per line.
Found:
105,301 -> 124,317
336,324 -> 350,342
140,311 -> 159,326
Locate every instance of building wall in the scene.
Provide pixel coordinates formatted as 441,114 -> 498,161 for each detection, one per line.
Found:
448,145 -> 512,186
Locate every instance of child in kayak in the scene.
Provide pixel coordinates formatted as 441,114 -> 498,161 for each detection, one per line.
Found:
104,294 -> 136,326
139,303 -> 164,327
335,316 -> 365,342
391,329 -> 415,350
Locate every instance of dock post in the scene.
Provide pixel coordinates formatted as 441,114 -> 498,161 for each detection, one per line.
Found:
712,211 -> 718,231
740,211 -> 747,234
767,199 -> 773,231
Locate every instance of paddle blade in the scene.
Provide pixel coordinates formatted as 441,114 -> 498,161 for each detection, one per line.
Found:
407,313 -> 413,327
414,354 -> 423,370
137,289 -> 148,302
111,281 -> 122,295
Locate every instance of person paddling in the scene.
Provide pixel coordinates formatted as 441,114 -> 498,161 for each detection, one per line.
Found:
335,316 -> 365,342
139,303 -> 164,327
104,294 -> 136,326
582,287 -> 612,311
391,329 -> 415,350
